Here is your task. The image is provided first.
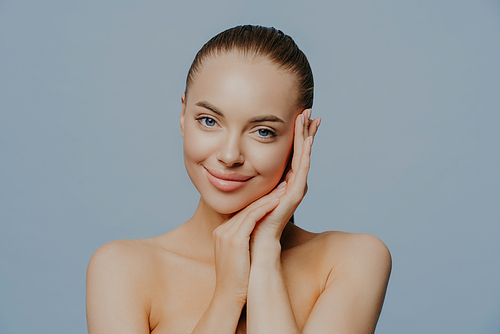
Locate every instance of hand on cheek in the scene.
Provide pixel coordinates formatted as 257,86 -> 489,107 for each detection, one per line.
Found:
250,109 -> 321,246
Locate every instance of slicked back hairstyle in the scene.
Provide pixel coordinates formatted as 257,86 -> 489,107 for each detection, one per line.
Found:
185,25 -> 314,110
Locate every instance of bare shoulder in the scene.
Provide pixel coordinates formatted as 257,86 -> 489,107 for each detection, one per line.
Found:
86,239 -> 160,333
314,231 -> 391,278
318,231 -> 391,261
286,224 -> 391,267
286,227 -> 391,289
87,238 -> 158,278
87,238 -> 164,298
298,231 -> 391,333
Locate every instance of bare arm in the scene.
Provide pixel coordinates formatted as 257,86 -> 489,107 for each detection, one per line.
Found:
86,238 -> 249,334
302,233 -> 392,333
246,110 -> 391,332
246,109 -> 318,333
86,240 -> 151,334
247,241 -> 300,333
86,239 -> 248,334
191,188 -> 286,333
247,233 -> 391,334
190,294 -> 245,333
86,190 -> 286,334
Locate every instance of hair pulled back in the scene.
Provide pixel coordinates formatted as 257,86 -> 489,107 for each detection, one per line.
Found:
185,25 -> 314,110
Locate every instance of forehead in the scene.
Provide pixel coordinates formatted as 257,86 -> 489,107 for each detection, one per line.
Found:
187,52 -> 300,121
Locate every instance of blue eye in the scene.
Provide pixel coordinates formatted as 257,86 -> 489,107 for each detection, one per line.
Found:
258,129 -> 271,137
204,118 -> 216,126
256,128 -> 277,139
199,117 -> 216,127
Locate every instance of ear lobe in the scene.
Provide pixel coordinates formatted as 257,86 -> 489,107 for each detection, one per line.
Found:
180,93 -> 186,138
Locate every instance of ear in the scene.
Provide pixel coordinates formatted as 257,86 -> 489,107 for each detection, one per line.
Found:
180,93 -> 186,138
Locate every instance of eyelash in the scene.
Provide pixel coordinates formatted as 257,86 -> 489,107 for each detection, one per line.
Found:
195,116 -> 278,140
255,128 -> 277,140
196,116 -> 218,128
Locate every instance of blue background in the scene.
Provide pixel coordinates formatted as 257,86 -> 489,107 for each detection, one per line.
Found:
1,1 -> 499,333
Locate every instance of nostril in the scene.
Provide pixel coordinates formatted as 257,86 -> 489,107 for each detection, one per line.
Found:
218,157 -> 244,167
216,141 -> 244,167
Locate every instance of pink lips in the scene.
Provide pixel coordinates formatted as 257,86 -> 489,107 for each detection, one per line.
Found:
204,167 -> 254,192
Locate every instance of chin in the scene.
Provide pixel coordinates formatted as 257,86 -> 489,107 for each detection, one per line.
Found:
199,179 -> 279,215
202,191 -> 263,215
186,162 -> 283,215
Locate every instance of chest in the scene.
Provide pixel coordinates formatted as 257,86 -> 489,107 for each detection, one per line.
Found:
149,253 -> 322,333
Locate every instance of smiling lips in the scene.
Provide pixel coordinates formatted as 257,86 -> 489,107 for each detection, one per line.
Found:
204,167 -> 254,192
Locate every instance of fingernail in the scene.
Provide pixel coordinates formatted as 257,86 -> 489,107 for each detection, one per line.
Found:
301,114 -> 305,125
277,181 -> 287,190
317,117 -> 321,128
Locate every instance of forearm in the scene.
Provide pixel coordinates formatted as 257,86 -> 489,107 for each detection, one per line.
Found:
247,241 -> 300,334
191,292 -> 245,334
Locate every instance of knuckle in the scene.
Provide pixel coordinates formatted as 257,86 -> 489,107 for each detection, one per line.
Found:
213,226 -> 224,239
248,208 -> 263,219
214,228 -> 244,247
290,193 -> 303,203
220,232 -> 232,242
227,234 -> 247,248
228,237 -> 241,247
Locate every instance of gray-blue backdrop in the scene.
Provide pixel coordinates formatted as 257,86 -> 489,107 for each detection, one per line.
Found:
1,1 -> 499,333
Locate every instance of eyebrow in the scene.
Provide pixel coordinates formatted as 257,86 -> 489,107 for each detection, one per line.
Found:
195,101 -> 224,117
195,101 -> 285,124
248,115 -> 285,124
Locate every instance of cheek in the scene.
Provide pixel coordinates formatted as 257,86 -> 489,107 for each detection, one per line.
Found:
249,139 -> 293,182
182,124 -> 215,186
183,129 -> 205,163
183,121 -> 217,164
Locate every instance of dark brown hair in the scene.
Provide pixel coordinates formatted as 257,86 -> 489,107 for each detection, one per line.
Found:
185,25 -> 314,110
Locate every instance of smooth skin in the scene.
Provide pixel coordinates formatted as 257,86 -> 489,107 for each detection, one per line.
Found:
86,52 -> 391,334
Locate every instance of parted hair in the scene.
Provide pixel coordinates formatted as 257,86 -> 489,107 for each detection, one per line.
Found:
185,25 -> 314,110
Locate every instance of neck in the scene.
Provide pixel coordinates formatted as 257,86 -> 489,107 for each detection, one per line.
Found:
183,197 -> 231,246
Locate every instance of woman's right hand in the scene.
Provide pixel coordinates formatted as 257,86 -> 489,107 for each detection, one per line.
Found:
191,181 -> 286,334
211,185 -> 286,305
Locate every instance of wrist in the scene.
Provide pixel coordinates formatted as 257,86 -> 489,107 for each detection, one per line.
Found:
193,289 -> 246,333
250,240 -> 281,268
251,236 -> 281,252
212,288 -> 247,310
251,235 -> 281,249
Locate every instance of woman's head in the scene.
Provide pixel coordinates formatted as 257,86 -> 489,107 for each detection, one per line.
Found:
181,26 -> 313,214
185,25 -> 313,110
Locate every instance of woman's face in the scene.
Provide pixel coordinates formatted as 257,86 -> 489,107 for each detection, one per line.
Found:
181,52 -> 301,214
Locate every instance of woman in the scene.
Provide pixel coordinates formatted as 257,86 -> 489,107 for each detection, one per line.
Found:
86,25 -> 391,334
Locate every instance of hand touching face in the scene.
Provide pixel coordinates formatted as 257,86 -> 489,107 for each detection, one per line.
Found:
250,108 -> 320,244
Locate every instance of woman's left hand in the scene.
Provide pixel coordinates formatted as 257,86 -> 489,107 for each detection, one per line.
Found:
250,109 -> 321,249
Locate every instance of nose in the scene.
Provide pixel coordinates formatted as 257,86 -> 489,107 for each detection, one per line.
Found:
216,133 -> 244,167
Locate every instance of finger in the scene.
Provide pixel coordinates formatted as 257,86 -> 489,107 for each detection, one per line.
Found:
292,135 -> 313,197
265,126 -> 315,227
286,135 -> 313,195
291,111 -> 306,172
303,109 -> 311,139
235,181 -> 285,215
290,112 -> 315,184
308,117 -> 321,138
236,197 -> 280,238
270,136 -> 313,225
227,183 -> 286,233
